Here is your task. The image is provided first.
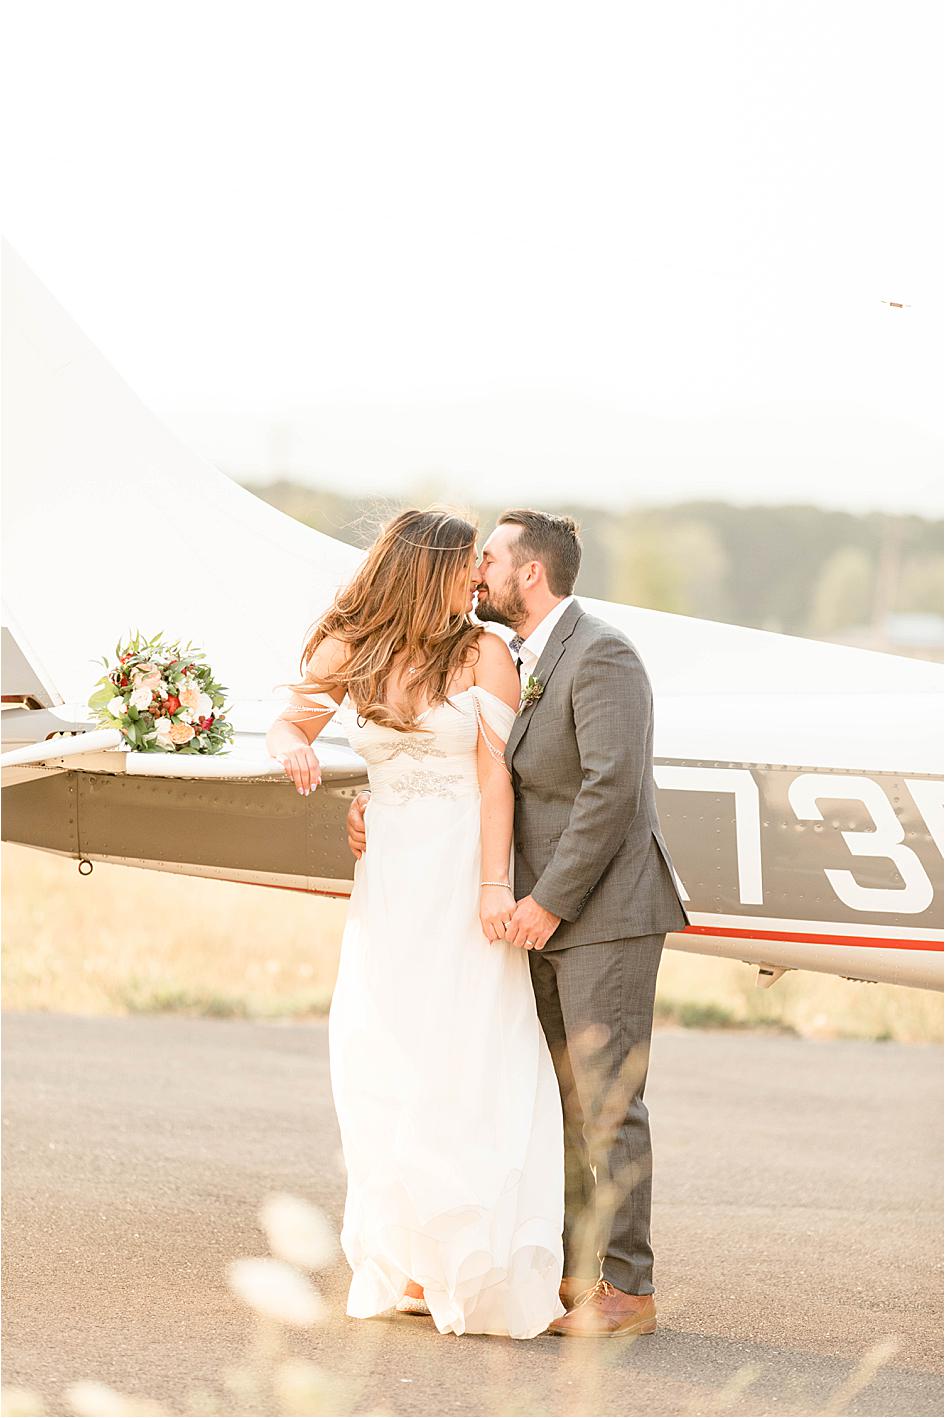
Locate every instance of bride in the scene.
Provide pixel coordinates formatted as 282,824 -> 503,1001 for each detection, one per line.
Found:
266,508 -> 565,1339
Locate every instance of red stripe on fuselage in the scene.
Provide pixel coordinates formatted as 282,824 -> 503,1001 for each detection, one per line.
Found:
683,925 -> 943,952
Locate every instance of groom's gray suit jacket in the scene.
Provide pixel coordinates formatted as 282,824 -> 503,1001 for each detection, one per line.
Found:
504,598 -> 690,950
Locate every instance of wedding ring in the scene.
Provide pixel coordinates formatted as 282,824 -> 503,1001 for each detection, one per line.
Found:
525,938 -> 536,946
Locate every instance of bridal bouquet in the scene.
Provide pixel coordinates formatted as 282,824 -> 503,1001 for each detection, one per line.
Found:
87,630 -> 235,753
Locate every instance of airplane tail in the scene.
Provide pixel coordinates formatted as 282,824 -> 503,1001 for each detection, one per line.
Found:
1,241 -> 360,713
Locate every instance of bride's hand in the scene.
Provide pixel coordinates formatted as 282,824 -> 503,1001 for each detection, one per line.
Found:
276,744 -> 322,796
480,885 -> 516,944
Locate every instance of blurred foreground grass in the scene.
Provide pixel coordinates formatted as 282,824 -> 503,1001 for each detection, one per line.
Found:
3,844 -> 941,1042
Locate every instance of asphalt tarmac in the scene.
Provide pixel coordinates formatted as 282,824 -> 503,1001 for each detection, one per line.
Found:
2,1012 -> 942,1417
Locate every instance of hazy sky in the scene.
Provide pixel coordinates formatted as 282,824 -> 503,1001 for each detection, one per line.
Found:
2,1 -> 942,515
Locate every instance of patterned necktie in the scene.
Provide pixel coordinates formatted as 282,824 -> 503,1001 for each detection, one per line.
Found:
509,634 -> 525,675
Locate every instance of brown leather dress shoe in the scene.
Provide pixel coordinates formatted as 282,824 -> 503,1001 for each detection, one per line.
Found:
559,1276 -> 599,1309
547,1278 -> 657,1337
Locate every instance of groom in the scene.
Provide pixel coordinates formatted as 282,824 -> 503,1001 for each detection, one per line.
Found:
347,509 -> 690,1337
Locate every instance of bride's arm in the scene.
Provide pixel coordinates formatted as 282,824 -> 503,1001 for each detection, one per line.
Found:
472,633 -> 521,944
266,635 -> 347,796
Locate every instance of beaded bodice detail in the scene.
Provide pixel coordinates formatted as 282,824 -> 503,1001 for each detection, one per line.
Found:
304,685 -> 516,805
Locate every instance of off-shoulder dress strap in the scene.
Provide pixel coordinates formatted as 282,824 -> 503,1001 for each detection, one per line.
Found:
287,687 -> 345,717
468,683 -> 518,748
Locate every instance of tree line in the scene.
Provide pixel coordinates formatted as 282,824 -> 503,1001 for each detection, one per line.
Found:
243,478 -> 942,640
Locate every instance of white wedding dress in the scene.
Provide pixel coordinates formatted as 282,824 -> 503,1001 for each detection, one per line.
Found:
307,678 -> 565,1339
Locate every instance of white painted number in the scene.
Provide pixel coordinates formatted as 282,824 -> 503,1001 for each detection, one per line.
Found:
788,774 -> 934,914
654,766 -> 763,904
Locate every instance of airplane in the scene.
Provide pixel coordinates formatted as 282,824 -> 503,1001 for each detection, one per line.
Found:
2,242 -> 942,993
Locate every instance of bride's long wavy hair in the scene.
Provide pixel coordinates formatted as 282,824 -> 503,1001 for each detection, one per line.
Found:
282,507 -> 484,733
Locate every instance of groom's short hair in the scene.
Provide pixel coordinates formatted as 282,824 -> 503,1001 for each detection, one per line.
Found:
498,509 -> 582,596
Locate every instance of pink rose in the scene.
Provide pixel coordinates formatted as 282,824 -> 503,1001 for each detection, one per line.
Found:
169,722 -> 195,745
134,662 -> 162,691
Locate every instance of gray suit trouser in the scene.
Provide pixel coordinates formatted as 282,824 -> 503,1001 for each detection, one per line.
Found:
529,933 -> 664,1295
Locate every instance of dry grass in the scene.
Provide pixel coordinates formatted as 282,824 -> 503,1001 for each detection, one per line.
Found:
2,844 -> 346,1019
655,948 -> 942,1043
2,843 -> 941,1042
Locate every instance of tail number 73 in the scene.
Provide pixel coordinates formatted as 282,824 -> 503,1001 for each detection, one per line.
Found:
655,766 -> 943,915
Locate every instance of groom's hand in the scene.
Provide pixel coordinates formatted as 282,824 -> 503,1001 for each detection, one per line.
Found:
346,791 -> 371,859
505,896 -> 561,951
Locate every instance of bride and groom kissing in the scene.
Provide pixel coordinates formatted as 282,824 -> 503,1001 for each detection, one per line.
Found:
266,506 -> 690,1340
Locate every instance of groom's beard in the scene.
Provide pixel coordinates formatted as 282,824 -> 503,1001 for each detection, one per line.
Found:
475,575 -> 527,631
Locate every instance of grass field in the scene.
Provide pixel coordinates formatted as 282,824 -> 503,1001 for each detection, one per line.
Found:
3,843 -> 941,1042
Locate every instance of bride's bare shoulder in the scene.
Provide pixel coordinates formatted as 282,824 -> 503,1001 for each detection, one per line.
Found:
302,633 -> 349,683
471,628 -> 519,705
472,627 -> 513,662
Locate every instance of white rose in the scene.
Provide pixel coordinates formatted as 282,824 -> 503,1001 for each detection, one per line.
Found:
107,695 -> 126,719
153,717 -> 174,743
197,691 -> 213,718
130,686 -> 153,711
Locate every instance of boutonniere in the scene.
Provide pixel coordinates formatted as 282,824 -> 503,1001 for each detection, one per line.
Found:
518,674 -> 545,713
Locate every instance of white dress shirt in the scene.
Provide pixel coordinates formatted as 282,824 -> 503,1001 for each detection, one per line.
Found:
514,595 -> 575,683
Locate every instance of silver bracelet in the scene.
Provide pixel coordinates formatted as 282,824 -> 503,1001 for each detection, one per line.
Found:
480,880 -> 511,889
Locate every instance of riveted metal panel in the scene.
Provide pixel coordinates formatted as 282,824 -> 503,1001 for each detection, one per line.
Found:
2,771 -> 79,855
656,760 -> 942,930
4,770 -> 362,887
